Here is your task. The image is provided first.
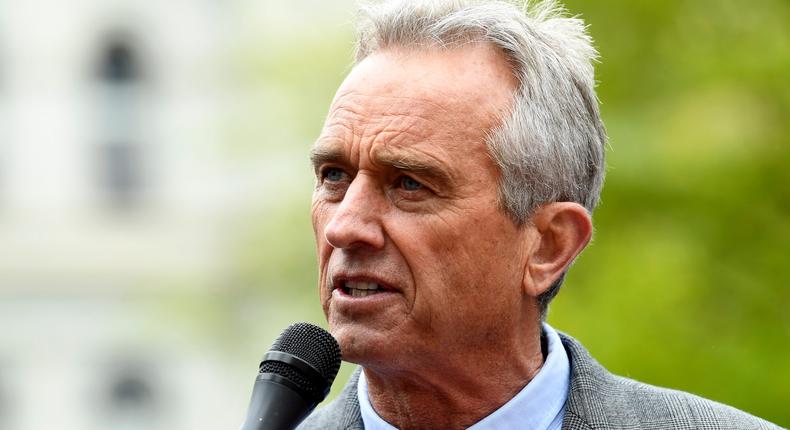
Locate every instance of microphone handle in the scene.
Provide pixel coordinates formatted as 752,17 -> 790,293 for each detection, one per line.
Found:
240,374 -> 315,430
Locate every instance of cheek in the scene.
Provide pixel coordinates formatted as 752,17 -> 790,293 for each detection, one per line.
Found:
408,212 -> 488,267
311,202 -> 332,251
394,216 -> 474,305
310,198 -> 325,237
311,203 -> 334,303
402,211 -> 522,297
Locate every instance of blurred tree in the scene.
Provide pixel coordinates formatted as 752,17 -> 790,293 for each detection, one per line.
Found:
555,0 -> 790,425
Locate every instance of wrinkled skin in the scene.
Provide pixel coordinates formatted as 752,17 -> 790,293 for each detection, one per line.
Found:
310,44 -> 591,429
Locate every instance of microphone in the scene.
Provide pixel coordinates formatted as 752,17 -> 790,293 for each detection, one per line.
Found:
240,322 -> 342,430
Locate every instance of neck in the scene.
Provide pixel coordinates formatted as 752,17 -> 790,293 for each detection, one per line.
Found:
363,326 -> 545,429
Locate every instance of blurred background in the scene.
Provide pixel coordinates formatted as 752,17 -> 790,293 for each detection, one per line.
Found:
0,0 -> 786,428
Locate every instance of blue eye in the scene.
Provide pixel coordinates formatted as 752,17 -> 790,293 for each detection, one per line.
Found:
400,176 -> 423,191
323,168 -> 345,182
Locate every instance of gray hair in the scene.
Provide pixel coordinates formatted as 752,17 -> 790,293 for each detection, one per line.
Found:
353,0 -> 607,318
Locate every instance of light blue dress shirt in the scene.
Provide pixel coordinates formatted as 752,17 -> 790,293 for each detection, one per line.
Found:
357,323 -> 570,430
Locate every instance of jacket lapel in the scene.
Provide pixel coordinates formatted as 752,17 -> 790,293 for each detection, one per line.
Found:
559,332 -> 632,430
309,333 -> 621,430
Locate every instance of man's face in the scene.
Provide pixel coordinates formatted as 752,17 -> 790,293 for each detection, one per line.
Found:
311,45 -> 530,370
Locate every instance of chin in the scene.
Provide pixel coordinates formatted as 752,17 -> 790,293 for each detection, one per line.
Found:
329,322 -> 390,366
329,323 -> 365,360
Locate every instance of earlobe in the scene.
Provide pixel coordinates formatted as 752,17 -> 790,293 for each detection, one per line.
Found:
522,202 -> 593,298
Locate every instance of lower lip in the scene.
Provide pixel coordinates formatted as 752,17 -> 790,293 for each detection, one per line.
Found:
331,288 -> 400,310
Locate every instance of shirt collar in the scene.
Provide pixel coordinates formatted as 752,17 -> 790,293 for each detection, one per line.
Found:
357,323 -> 570,430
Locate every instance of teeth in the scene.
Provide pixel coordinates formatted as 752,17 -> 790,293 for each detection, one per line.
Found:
350,289 -> 378,298
344,281 -> 382,298
346,281 -> 380,291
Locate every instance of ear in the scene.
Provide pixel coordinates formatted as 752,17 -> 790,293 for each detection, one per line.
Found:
522,202 -> 593,298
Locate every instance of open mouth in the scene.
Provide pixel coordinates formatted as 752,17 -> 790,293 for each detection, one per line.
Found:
340,280 -> 385,298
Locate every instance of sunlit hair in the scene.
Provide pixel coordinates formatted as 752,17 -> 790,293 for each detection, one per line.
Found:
354,0 -> 607,318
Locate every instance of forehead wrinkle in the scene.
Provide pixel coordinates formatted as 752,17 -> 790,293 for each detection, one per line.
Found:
328,83 -> 487,140
322,107 -> 359,144
319,105 -> 370,168
324,98 -> 437,144
319,119 -> 354,143
371,114 -> 434,145
332,94 -> 461,138
332,88 -> 454,117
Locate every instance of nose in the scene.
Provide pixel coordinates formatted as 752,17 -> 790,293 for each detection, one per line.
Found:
324,175 -> 386,250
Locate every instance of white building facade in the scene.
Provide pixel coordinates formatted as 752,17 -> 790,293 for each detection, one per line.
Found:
0,0 -> 353,428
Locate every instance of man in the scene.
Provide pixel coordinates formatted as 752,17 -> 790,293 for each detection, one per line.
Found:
302,1 -> 781,429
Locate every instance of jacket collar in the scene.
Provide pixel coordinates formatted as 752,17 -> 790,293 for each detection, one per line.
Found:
558,332 -> 607,430
308,331 -> 607,430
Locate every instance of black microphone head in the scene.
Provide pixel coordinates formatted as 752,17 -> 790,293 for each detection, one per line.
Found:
259,322 -> 341,403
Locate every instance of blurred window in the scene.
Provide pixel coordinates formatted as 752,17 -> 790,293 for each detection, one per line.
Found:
99,141 -> 141,211
101,42 -> 140,82
103,366 -> 159,430
95,37 -> 144,212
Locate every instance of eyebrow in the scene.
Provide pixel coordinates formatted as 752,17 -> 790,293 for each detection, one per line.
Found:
377,150 -> 452,185
309,144 -> 453,186
309,146 -> 345,172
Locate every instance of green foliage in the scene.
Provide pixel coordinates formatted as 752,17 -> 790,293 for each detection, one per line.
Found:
555,0 -> 790,424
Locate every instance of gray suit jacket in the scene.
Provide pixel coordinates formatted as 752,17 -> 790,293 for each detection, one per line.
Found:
299,333 -> 783,429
